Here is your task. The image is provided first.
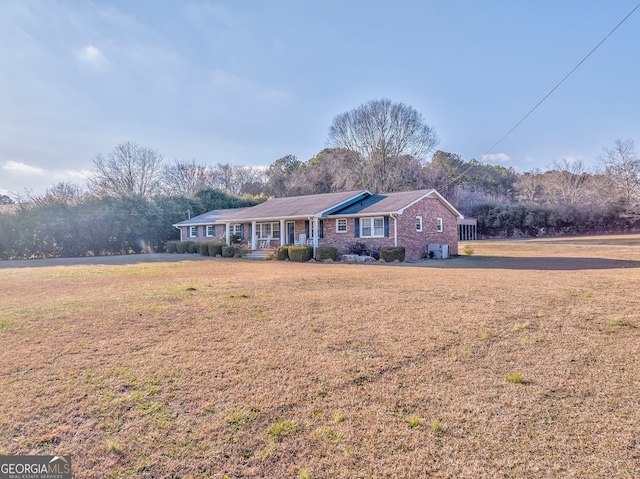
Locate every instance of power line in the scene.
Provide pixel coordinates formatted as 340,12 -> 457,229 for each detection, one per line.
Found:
446,3 -> 640,187
481,2 -> 640,159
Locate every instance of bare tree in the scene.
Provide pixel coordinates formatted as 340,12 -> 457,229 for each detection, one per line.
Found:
543,159 -> 591,208
599,139 -> 640,206
327,98 -> 439,192
210,163 -> 266,196
162,160 -> 210,196
88,142 -> 164,197
515,169 -> 544,204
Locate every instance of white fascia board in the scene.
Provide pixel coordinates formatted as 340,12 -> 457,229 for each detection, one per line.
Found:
315,190 -> 372,217
326,211 -> 398,218
397,189 -> 464,219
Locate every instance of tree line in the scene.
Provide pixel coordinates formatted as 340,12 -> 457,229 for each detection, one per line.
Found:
2,99 -> 640,258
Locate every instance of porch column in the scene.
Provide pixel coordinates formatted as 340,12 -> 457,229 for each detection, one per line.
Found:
251,221 -> 257,250
225,223 -> 231,245
393,214 -> 398,247
280,219 -> 285,245
313,217 -> 319,257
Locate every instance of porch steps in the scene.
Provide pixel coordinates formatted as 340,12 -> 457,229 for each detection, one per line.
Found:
244,250 -> 272,260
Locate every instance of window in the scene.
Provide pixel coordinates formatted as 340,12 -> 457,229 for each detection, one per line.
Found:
361,217 -> 384,238
206,225 -> 215,237
336,218 -> 347,233
189,226 -> 198,237
437,218 -> 443,232
416,216 -> 423,232
230,224 -> 242,236
257,222 -> 280,239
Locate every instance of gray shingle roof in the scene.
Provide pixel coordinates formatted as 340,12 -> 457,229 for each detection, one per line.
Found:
173,208 -> 249,227
225,190 -> 368,221
329,189 -> 436,215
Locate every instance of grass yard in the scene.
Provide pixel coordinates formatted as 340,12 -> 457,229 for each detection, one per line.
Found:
0,238 -> 639,478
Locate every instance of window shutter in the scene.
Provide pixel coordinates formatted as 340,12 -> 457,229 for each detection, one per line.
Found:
240,224 -> 244,240
384,216 -> 389,237
223,224 -> 226,232
319,220 -> 324,239
305,221 -> 309,238
354,218 -> 360,238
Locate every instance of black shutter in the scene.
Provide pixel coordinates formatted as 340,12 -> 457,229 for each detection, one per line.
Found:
354,218 -> 360,238
384,216 -> 389,237
319,220 -> 324,239
305,221 -> 309,238
240,224 -> 244,241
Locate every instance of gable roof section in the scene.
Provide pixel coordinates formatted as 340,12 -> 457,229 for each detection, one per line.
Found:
328,189 -> 463,219
173,208 -> 248,227
226,190 -> 369,222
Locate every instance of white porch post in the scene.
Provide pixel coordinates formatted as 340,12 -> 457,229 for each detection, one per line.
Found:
251,221 -> 257,250
225,223 -> 231,245
280,219 -> 285,245
313,217 -> 319,257
393,214 -> 398,247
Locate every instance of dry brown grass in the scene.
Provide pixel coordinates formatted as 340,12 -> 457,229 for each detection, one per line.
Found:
1,238 -> 639,478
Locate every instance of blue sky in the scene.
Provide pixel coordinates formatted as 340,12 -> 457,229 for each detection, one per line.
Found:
1,1 -> 639,197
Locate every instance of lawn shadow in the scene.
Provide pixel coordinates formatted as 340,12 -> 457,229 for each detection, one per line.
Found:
455,255 -> 640,271
0,253 -> 214,269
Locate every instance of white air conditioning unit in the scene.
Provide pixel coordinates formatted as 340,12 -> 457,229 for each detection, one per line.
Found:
427,244 -> 449,259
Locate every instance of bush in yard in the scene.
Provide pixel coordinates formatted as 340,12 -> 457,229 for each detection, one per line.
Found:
275,246 -> 289,261
316,246 -> 338,261
199,242 -> 212,256
176,241 -> 193,254
288,246 -> 313,262
380,246 -> 405,262
165,241 -> 179,254
187,242 -> 199,254
222,245 -> 245,258
208,242 -> 224,257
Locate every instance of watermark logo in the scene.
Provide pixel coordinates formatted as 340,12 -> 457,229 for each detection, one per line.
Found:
0,455 -> 71,479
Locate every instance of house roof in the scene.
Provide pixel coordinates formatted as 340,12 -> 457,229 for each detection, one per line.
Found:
328,189 -> 463,219
173,208 -> 249,227
172,189 -> 462,227
224,190 -> 369,222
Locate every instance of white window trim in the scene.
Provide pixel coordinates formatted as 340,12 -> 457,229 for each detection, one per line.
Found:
257,222 -> 280,239
437,218 -> 443,233
336,218 -> 347,233
416,216 -> 423,232
229,223 -> 242,236
206,225 -> 215,237
189,226 -> 198,237
360,217 -> 384,238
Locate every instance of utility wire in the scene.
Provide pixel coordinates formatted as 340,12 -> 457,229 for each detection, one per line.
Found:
447,2 -> 640,186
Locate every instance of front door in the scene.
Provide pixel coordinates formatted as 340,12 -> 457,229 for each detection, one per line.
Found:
287,221 -> 295,245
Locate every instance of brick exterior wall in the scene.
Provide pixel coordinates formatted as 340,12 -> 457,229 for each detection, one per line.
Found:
320,197 -> 459,260
396,198 -> 459,258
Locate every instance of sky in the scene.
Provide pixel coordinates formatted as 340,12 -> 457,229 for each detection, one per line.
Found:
1,1 -> 639,198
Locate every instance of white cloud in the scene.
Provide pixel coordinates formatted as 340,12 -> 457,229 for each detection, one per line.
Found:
481,153 -> 511,163
77,44 -> 106,66
3,161 -> 46,175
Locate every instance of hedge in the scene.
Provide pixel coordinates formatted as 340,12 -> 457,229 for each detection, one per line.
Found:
165,241 -> 179,254
222,245 -> 244,258
208,242 -> 224,257
176,241 -> 194,254
275,246 -> 289,261
316,246 -> 338,261
380,246 -> 405,262
288,245 -> 313,262
198,242 -> 211,256
187,242 -> 199,254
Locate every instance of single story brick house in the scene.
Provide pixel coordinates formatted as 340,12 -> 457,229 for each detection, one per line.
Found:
173,189 -> 463,260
